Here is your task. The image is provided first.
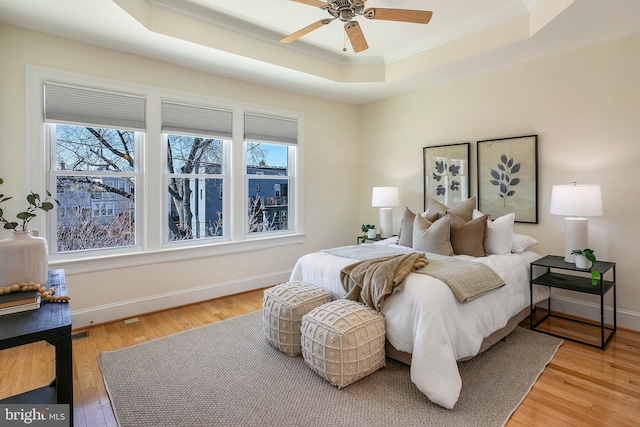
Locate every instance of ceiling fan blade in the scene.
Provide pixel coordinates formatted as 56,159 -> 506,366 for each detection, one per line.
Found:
344,21 -> 368,53
290,0 -> 326,8
280,19 -> 332,43
364,8 -> 433,24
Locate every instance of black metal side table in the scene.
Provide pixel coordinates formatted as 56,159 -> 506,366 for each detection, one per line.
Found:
530,255 -> 616,350
356,234 -> 386,244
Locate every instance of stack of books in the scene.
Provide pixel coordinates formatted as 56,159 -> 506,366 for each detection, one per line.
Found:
0,290 -> 41,316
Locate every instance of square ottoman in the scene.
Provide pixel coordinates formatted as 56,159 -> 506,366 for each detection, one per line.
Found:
301,299 -> 386,388
263,281 -> 332,356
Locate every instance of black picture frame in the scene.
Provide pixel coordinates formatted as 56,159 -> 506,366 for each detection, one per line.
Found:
477,135 -> 538,223
423,142 -> 470,211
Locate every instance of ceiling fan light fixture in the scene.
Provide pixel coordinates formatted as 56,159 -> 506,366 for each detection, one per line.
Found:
338,9 -> 355,21
284,0 -> 433,52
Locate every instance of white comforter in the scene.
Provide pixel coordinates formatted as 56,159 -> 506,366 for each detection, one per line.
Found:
290,243 -> 550,409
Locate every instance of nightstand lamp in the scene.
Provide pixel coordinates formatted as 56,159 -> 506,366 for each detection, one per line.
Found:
550,182 -> 603,263
371,186 -> 399,238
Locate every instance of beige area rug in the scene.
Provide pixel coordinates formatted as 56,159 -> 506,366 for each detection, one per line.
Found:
98,310 -> 562,427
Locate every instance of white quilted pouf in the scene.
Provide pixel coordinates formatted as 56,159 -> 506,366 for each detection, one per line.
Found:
263,281 -> 332,356
301,299 -> 386,388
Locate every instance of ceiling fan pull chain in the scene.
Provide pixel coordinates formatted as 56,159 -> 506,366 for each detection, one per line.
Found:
343,28 -> 348,52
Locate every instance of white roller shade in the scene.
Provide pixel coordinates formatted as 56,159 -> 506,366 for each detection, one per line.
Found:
244,113 -> 297,144
162,101 -> 232,138
44,82 -> 146,131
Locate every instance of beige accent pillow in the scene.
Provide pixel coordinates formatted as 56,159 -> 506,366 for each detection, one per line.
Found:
396,207 -> 416,247
448,212 -> 488,257
424,197 -> 476,222
412,214 -> 453,256
422,210 -> 440,223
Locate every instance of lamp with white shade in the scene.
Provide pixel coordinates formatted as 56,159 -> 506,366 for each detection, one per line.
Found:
549,183 -> 603,263
371,186 -> 399,238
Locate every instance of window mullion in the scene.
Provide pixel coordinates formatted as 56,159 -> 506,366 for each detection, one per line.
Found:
144,95 -> 162,251
231,109 -> 245,241
47,125 -> 59,254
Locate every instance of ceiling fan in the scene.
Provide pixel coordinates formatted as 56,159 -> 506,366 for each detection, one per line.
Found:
280,0 -> 433,53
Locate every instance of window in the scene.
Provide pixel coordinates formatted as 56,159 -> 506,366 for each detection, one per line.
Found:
245,113 -> 296,234
44,82 -> 144,254
246,142 -> 292,233
165,135 -> 227,241
51,125 -> 139,253
29,67 -> 302,266
162,101 -> 232,242
92,202 -> 115,217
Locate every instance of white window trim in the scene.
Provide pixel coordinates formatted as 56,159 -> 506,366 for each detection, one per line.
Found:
26,65 -> 305,274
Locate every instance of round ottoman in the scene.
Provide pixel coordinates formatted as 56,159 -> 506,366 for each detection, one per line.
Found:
263,281 -> 332,356
301,299 -> 386,388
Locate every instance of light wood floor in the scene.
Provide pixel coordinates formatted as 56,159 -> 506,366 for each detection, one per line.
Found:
1,289 -> 639,426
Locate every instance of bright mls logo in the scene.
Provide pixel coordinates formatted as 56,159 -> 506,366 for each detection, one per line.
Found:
1,405 -> 69,426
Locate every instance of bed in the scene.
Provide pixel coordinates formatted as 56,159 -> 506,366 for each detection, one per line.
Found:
290,203 -> 550,409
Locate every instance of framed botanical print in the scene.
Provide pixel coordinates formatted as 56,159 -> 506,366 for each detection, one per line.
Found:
423,143 -> 470,211
477,135 -> 538,223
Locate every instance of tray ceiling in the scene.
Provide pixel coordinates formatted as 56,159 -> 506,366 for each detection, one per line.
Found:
1,0 -> 640,104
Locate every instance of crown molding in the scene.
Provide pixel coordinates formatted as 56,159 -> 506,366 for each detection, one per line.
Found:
384,2 -> 529,63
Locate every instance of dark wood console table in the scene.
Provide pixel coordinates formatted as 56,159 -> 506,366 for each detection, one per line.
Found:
0,269 -> 73,424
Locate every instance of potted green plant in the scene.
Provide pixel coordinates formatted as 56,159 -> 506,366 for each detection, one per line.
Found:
570,248 -> 600,285
0,178 -> 59,287
0,178 -> 59,231
361,224 -> 377,242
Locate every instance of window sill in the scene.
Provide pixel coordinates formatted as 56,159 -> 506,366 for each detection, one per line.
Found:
48,233 -> 306,275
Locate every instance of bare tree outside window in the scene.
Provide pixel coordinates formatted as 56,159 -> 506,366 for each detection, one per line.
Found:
166,135 -> 225,241
245,142 -> 290,234
53,125 -> 292,251
55,125 -> 136,252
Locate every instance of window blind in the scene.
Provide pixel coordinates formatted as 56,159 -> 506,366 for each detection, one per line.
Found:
162,101 -> 232,139
244,113 -> 297,145
44,82 -> 146,131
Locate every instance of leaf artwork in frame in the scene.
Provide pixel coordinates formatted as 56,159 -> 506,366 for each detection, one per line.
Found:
477,135 -> 538,223
423,143 -> 470,211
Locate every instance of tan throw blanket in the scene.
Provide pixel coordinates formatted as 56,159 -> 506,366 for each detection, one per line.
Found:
414,258 -> 505,303
341,252 -> 428,311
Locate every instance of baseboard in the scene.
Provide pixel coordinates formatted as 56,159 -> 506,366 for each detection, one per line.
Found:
70,270 -> 291,328
73,277 -> 640,332
539,295 -> 640,332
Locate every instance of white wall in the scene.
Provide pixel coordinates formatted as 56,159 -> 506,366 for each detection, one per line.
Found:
359,32 -> 640,330
0,24 -> 360,327
3,23 -> 639,331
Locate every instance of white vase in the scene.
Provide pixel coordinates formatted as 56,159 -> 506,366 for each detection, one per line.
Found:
367,229 -> 377,239
574,254 -> 591,269
0,230 -> 49,287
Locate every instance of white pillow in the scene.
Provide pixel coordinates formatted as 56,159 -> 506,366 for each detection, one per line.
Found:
511,233 -> 538,254
473,209 -> 514,255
